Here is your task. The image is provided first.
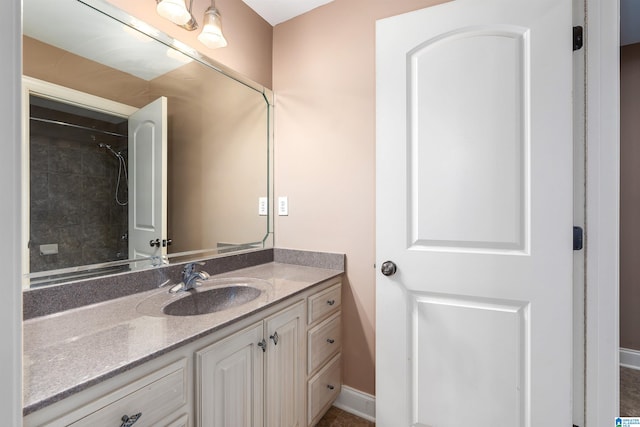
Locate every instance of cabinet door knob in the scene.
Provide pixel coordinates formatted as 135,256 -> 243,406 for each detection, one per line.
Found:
327,384 -> 335,390
120,413 -> 142,427
258,339 -> 267,352
326,338 -> 335,344
270,331 -> 279,345
327,300 -> 336,306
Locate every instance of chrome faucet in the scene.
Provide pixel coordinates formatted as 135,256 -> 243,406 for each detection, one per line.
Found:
169,262 -> 210,293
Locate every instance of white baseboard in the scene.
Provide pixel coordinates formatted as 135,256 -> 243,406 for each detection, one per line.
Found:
620,347 -> 640,370
333,385 -> 376,423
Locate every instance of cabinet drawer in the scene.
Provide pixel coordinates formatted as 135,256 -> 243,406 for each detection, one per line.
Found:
307,312 -> 341,375
67,360 -> 187,427
308,283 -> 341,325
307,354 -> 341,426
165,413 -> 189,427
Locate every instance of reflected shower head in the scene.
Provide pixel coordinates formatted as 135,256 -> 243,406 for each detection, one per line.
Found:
98,143 -> 119,157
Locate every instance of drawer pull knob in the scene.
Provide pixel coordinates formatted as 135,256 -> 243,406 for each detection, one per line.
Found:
327,338 -> 335,344
258,339 -> 267,352
327,300 -> 336,306
327,384 -> 335,390
270,331 -> 279,346
120,413 -> 142,427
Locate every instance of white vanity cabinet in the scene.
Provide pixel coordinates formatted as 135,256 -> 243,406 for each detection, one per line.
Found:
196,322 -> 265,427
306,282 -> 342,427
24,276 -> 342,427
24,358 -> 191,427
196,301 -> 305,427
264,302 -> 305,427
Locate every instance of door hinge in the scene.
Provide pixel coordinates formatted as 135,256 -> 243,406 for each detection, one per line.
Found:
573,226 -> 583,250
573,26 -> 584,51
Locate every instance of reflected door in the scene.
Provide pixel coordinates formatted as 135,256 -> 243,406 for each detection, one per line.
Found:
376,0 -> 573,425
128,97 -> 167,261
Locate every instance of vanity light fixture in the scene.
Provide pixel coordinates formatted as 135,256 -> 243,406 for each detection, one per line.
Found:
197,2 -> 228,49
155,0 -> 227,49
156,0 -> 198,30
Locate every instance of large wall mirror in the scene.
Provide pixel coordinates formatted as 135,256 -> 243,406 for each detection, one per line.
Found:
22,0 -> 273,288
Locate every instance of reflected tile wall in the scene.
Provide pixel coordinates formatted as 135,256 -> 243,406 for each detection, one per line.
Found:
29,129 -> 128,273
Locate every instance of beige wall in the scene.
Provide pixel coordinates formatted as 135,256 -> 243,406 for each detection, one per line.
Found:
620,43 -> 640,351
106,0 -> 273,88
273,0 -> 445,395
150,62 -> 269,253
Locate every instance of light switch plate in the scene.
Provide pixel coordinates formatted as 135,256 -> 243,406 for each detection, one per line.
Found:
278,196 -> 288,216
258,197 -> 268,216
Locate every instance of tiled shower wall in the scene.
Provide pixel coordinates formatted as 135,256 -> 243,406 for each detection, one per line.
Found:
29,123 -> 128,273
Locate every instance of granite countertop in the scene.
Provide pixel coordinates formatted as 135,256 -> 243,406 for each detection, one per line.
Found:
23,262 -> 342,416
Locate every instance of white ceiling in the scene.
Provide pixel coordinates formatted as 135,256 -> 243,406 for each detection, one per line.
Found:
241,0 -> 335,26
248,0 -> 640,43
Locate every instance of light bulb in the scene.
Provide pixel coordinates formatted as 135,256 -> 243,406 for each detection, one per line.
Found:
156,0 -> 191,26
197,7 -> 228,49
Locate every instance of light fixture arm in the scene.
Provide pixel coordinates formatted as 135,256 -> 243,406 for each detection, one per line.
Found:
180,0 -> 198,31
156,0 -> 227,48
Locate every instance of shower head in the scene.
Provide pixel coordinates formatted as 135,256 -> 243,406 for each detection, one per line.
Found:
98,143 -> 119,157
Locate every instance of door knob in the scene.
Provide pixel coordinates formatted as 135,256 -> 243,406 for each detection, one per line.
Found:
381,261 -> 397,276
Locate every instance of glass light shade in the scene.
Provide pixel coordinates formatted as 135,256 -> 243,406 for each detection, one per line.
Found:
156,0 -> 192,26
197,7 -> 228,49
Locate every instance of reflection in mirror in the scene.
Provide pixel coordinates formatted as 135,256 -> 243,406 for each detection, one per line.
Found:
22,0 -> 273,288
29,94 -> 130,279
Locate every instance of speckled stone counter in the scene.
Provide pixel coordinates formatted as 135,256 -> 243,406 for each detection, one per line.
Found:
23,261 -> 343,416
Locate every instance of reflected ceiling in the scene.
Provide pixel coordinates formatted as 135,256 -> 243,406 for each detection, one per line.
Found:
23,0 -> 190,80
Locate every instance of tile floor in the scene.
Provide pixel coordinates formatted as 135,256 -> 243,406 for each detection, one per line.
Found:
621,366 -> 640,416
316,406 -> 375,427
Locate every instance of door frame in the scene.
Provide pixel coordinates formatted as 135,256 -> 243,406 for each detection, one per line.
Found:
584,0 -> 620,424
21,76 -> 137,288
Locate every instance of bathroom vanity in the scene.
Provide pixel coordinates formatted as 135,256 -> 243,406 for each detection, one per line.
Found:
23,253 -> 343,427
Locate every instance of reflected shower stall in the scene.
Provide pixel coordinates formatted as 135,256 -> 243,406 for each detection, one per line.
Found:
28,94 -> 129,276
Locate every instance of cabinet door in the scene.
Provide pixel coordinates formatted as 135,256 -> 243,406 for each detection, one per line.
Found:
264,301 -> 305,427
197,322 -> 264,427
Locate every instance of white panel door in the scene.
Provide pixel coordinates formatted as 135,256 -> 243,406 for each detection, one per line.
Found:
264,302 -> 305,427
376,0 -> 573,425
128,97 -> 167,262
197,322 -> 265,427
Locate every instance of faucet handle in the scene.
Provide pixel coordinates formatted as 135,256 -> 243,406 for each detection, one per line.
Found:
182,261 -> 205,272
157,279 -> 172,288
